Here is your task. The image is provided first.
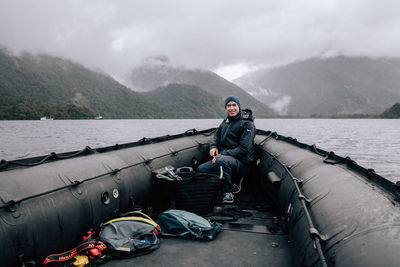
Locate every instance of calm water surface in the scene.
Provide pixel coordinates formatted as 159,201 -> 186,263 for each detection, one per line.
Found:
1,119 -> 399,182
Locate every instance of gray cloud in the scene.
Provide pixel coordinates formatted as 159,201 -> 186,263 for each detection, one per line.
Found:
1,0 -> 400,80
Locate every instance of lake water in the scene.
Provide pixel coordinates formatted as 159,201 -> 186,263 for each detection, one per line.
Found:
1,119 -> 399,182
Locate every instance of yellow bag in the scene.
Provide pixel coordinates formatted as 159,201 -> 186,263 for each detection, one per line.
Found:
73,254 -> 89,267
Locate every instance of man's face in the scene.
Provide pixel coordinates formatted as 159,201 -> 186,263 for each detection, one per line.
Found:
226,101 -> 239,117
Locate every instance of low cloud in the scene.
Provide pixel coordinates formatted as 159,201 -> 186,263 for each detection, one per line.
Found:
1,0 -> 400,79
271,96 -> 291,115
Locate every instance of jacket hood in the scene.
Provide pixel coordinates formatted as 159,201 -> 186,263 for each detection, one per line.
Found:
241,109 -> 254,121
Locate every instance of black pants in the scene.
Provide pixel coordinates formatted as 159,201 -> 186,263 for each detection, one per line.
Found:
197,154 -> 249,193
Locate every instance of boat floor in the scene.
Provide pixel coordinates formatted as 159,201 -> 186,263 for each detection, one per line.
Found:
103,206 -> 292,267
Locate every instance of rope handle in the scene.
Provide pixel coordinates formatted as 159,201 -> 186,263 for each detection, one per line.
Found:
102,212 -> 160,231
122,210 -> 153,221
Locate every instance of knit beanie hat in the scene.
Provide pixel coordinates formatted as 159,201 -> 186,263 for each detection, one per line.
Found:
224,95 -> 241,109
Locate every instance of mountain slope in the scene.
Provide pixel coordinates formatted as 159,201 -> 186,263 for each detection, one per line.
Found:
381,103 -> 400,118
143,84 -> 226,118
125,58 -> 274,117
0,48 -> 160,119
0,49 -> 227,119
235,56 -> 400,115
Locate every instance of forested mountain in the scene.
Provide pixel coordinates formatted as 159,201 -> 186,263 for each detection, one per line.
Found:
124,57 -> 274,117
143,84 -> 226,118
235,56 -> 400,116
5,48 -> 398,119
381,103 -> 400,118
0,49 -> 230,119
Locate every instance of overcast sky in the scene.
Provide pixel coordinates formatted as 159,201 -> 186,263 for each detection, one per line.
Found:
1,0 -> 400,81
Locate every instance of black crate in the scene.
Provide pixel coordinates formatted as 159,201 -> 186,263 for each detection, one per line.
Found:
152,167 -> 223,215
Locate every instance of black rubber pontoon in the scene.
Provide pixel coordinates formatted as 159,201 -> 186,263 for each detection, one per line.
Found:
1,128 -> 399,266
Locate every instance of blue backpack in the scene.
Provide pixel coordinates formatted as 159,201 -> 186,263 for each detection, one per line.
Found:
157,209 -> 222,241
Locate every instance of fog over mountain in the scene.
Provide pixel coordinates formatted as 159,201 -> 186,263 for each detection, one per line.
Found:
235,56 -> 400,115
125,56 -> 275,116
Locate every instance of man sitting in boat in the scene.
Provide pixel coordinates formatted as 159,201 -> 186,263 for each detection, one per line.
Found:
197,95 -> 256,203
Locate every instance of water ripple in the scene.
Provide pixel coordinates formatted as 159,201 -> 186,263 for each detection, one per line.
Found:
1,119 -> 399,182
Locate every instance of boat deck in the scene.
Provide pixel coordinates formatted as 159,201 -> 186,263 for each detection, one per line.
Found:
101,168 -> 293,267
103,205 -> 292,267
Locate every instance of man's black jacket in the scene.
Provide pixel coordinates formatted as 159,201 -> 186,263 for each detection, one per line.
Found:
210,109 -> 255,165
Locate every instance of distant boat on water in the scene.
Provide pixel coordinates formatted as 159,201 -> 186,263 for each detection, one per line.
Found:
40,116 -> 54,121
95,114 -> 103,120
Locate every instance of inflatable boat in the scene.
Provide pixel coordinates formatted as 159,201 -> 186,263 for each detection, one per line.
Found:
1,128 -> 399,267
